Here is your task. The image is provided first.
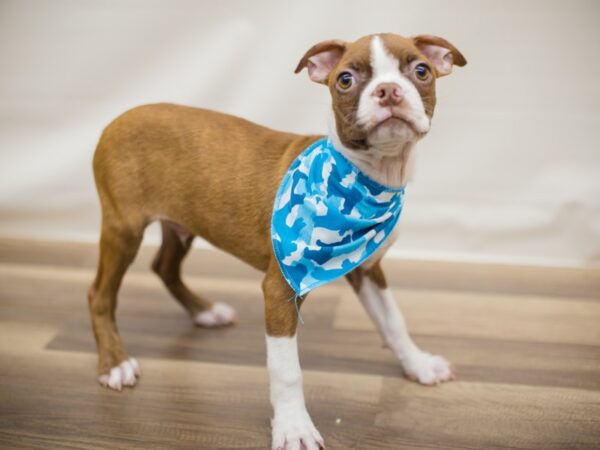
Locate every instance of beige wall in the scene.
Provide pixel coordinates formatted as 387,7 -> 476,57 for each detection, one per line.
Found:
1,0 -> 599,266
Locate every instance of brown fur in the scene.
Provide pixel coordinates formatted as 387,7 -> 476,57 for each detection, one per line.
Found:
345,260 -> 388,294
413,34 -> 467,68
89,104 -> 321,373
151,220 -> 213,316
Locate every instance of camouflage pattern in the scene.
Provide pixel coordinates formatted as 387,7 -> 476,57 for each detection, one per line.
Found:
271,138 -> 405,296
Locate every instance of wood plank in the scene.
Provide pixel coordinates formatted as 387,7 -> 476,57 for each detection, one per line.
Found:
2,264 -> 599,390
334,287 -> 600,345
0,322 -> 57,354
1,237 -> 598,299
1,238 -> 599,449
0,336 -> 382,450
369,379 -> 600,450
0,237 -> 264,281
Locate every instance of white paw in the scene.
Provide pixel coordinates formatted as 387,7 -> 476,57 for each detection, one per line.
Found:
194,302 -> 236,327
98,357 -> 141,391
271,409 -> 324,450
403,351 -> 454,385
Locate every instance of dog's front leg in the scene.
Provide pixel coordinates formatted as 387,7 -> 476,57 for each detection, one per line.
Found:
347,262 -> 454,385
263,262 -> 324,450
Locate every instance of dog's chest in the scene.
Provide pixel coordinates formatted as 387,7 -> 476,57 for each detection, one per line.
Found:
362,220 -> 400,269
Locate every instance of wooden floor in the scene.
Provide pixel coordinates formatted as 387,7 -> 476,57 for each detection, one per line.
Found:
0,237 -> 599,450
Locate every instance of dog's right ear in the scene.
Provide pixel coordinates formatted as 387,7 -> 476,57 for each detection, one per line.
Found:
294,40 -> 346,84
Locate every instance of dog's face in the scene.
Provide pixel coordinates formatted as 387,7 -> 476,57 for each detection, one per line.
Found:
295,33 -> 466,153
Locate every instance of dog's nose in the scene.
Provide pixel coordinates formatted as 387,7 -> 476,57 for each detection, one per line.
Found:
373,83 -> 404,106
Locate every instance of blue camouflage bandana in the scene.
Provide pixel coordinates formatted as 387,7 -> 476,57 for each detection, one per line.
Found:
271,137 -> 405,297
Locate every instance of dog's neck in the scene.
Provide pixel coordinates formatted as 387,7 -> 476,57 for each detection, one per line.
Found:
328,118 -> 417,188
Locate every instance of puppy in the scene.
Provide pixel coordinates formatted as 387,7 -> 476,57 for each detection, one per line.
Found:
88,32 -> 466,449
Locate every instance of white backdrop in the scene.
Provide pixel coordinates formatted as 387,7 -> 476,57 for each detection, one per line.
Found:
1,0 -> 599,267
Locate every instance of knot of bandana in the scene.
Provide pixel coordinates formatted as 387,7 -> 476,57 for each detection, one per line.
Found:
271,137 -> 405,296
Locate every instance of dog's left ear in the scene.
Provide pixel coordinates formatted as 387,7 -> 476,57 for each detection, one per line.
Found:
413,35 -> 467,77
295,40 -> 346,84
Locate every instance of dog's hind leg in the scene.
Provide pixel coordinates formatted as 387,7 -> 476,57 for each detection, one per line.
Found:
88,217 -> 144,391
151,220 -> 236,327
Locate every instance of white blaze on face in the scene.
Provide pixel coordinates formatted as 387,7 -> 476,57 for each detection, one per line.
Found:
357,35 -> 430,135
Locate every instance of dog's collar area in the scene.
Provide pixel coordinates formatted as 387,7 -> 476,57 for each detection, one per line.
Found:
271,137 -> 405,297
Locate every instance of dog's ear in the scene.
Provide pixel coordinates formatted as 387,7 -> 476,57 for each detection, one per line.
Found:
412,35 -> 467,77
295,40 -> 346,84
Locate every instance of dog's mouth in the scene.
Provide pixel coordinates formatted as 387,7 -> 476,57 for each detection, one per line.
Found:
372,110 -> 426,136
358,108 -> 430,154
335,107 -> 429,151
380,116 -> 414,129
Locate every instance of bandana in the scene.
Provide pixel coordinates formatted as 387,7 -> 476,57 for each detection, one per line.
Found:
271,137 -> 405,297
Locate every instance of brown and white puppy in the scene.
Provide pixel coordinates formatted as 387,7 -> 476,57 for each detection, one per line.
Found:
89,33 -> 466,450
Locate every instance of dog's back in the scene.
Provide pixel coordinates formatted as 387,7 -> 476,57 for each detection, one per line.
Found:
93,102 -> 318,269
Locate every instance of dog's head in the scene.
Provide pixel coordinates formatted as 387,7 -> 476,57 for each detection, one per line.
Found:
295,33 -> 466,154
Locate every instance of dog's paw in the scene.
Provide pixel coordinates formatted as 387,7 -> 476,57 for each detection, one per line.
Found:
98,357 -> 141,391
194,302 -> 236,327
403,351 -> 454,385
271,410 -> 324,450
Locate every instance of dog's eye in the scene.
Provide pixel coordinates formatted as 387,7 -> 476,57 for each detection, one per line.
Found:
414,63 -> 430,81
337,72 -> 354,90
